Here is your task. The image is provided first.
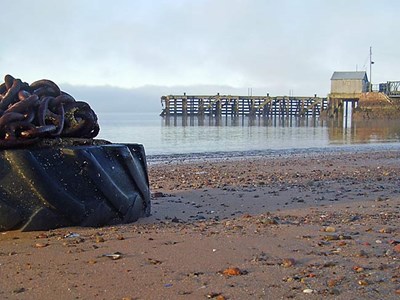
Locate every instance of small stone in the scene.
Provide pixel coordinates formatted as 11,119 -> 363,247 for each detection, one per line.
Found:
358,279 -> 369,286
303,288 -> 314,294
323,261 -> 337,267
171,217 -> 180,223
147,258 -> 162,265
393,244 -> 400,253
352,266 -> 364,273
281,258 -> 296,268
34,243 -> 49,248
207,292 -> 224,299
96,236 -> 105,243
379,228 -> 393,234
36,233 -> 48,239
329,288 -> 340,295
324,226 -> 336,233
323,235 -> 339,241
13,287 -> 26,294
103,252 -> 123,260
327,279 -> 338,287
222,267 -> 243,276
355,250 -> 368,258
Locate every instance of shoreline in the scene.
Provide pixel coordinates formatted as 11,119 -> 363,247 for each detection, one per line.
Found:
0,148 -> 399,299
146,142 -> 400,165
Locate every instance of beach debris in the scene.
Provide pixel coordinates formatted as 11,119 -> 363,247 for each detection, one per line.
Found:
281,258 -> 296,268
327,278 -> 340,287
147,258 -> 163,265
152,192 -> 167,198
256,216 -> 280,225
221,267 -> 246,276
63,232 -> 80,239
102,252 -> 123,260
358,279 -> 369,286
12,287 -> 26,294
303,288 -> 315,294
323,234 -> 339,241
35,233 -> 49,239
355,250 -> 369,258
353,266 -> 365,273
95,235 -> 105,243
171,216 -> 180,223
0,74 -> 99,148
116,234 -> 125,240
323,261 -> 337,268
34,242 -> 49,248
378,227 -> 394,234
206,292 -> 226,299
324,226 -> 336,232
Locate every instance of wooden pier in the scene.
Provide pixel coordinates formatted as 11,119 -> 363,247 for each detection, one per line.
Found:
160,94 -> 328,117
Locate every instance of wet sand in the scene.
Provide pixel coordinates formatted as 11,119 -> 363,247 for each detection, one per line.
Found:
0,149 -> 399,299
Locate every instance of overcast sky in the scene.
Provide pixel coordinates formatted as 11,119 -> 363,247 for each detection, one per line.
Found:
1,0 -> 398,99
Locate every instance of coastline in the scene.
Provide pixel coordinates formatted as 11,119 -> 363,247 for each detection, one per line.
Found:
0,147 -> 399,299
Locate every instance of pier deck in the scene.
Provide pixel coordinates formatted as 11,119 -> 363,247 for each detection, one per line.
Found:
160,94 -> 328,117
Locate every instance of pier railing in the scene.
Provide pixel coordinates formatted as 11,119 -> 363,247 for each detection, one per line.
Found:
160,94 -> 328,117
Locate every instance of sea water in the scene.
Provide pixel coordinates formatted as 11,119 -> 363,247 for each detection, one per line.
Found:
97,112 -> 400,156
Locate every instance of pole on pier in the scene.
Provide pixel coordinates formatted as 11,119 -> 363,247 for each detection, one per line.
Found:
369,46 -> 374,92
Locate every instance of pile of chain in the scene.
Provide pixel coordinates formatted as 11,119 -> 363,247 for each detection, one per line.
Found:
0,74 -> 99,148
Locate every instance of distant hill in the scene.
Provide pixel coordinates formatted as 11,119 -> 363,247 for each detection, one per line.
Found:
59,83 -> 248,114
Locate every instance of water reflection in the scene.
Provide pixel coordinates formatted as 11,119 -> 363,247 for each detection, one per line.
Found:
161,115 -> 400,145
327,118 -> 400,144
162,115 -> 325,128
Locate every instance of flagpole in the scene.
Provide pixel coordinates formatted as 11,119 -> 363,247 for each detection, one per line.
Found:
369,46 -> 374,92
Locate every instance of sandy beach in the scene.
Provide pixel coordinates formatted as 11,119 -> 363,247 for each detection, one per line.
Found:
0,149 -> 399,299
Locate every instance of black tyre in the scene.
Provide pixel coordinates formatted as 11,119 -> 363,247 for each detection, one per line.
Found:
0,143 -> 151,231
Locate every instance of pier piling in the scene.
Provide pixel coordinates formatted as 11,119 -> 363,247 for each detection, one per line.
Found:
161,94 -> 328,117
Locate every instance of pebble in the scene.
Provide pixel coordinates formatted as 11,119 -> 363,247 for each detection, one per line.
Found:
323,234 -> 339,241
358,279 -> 369,286
324,226 -> 336,232
34,243 -> 49,248
327,279 -> 338,287
96,236 -> 105,243
329,288 -> 340,295
222,267 -> 243,276
303,288 -> 314,294
356,250 -> 368,258
353,266 -> 364,273
281,258 -> 296,268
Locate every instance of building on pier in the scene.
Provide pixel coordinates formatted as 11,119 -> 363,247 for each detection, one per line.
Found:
328,71 -> 369,117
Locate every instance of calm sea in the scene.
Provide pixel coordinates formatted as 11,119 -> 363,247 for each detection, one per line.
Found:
96,112 -> 400,157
